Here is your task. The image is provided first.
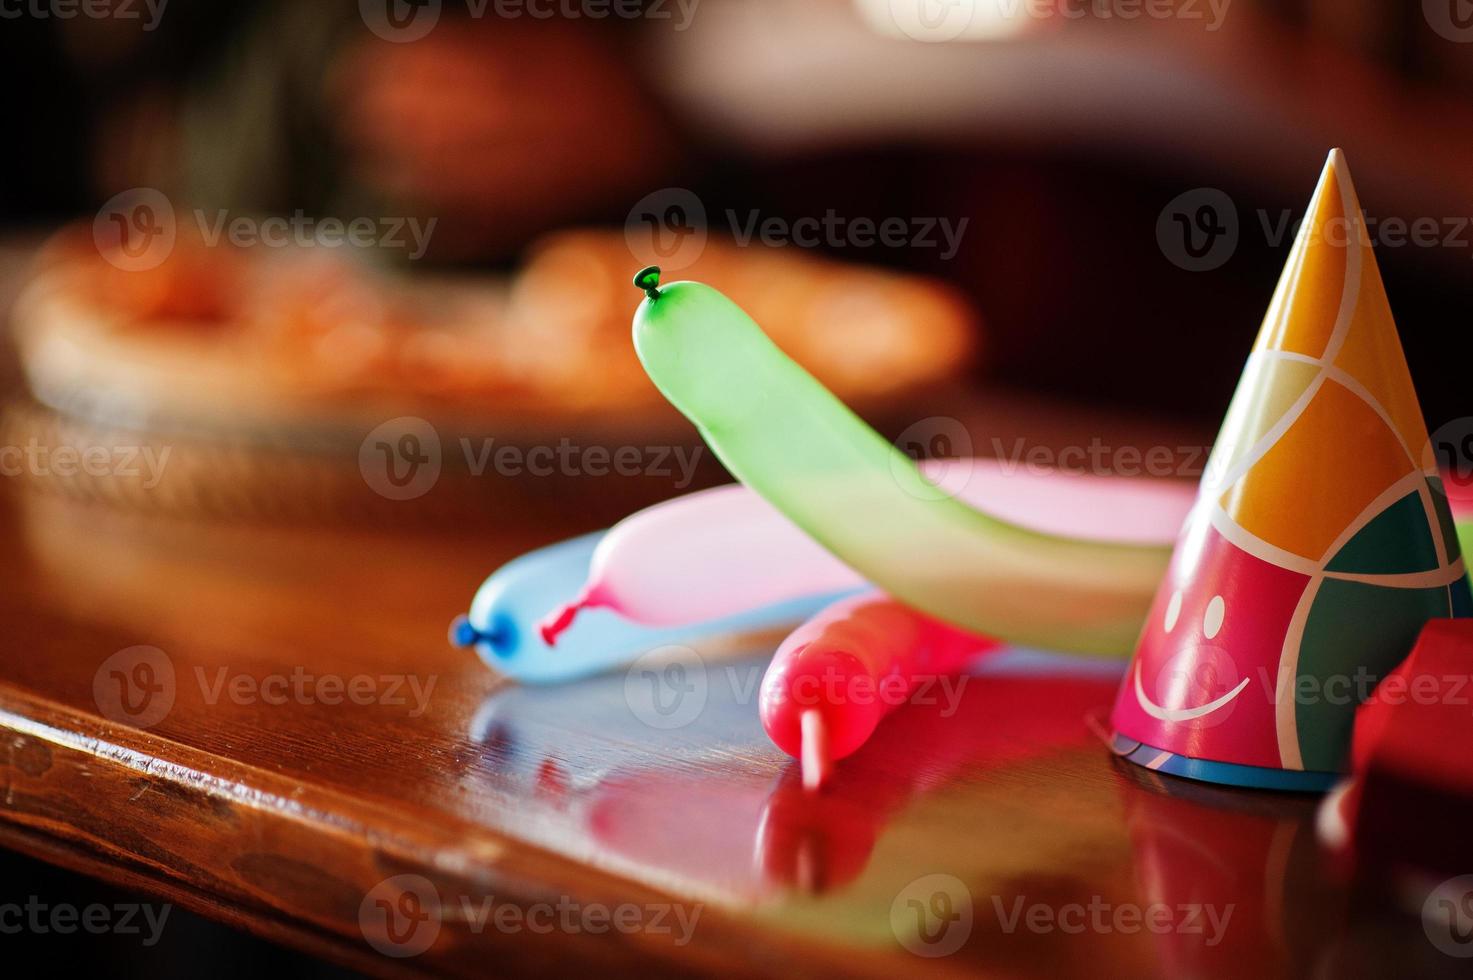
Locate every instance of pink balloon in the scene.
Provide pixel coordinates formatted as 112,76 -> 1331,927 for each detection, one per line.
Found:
541,459 -> 1196,643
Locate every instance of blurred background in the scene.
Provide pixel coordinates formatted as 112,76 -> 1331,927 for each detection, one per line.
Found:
3,0 -> 1473,974
4,0 -> 1473,430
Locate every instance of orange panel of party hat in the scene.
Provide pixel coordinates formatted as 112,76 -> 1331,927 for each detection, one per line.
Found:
1331,258 -> 1431,463
1214,149 -> 1444,566
1254,151 -> 1352,361
1222,378 -> 1414,562
1200,356 -> 1319,485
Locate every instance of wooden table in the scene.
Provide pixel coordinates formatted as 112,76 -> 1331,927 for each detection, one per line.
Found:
0,386 -> 1463,979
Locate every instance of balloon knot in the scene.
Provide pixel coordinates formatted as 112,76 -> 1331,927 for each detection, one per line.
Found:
633,266 -> 662,300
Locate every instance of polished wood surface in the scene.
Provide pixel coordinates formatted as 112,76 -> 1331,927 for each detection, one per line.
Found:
0,388 -> 1460,978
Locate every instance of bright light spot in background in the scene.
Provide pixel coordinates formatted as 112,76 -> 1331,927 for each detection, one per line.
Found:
854,0 -> 1035,43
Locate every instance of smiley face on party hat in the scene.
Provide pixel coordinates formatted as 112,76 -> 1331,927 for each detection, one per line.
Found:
1110,149 -> 1472,789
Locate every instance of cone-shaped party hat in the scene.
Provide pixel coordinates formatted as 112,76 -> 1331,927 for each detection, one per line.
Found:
1109,150 -> 1472,790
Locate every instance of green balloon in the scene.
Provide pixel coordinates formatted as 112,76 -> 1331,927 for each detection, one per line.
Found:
631,267 -> 1173,656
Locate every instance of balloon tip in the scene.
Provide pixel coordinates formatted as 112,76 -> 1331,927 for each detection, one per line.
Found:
801,710 -> 832,792
448,615 -> 479,648
633,266 -> 662,299
450,614 -> 517,656
538,595 -> 591,647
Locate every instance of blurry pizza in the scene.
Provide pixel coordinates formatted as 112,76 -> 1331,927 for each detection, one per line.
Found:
13,227 -> 979,438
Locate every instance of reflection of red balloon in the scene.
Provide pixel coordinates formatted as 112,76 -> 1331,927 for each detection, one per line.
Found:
590,665 -> 1122,895
588,770 -> 779,900
467,649 -> 1127,899
760,672 -> 1121,890
755,769 -> 877,893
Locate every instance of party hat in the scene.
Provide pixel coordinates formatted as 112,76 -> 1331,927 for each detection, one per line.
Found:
1109,149 -> 1472,790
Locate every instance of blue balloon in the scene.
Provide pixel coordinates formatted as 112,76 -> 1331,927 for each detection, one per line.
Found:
450,531 -> 859,684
